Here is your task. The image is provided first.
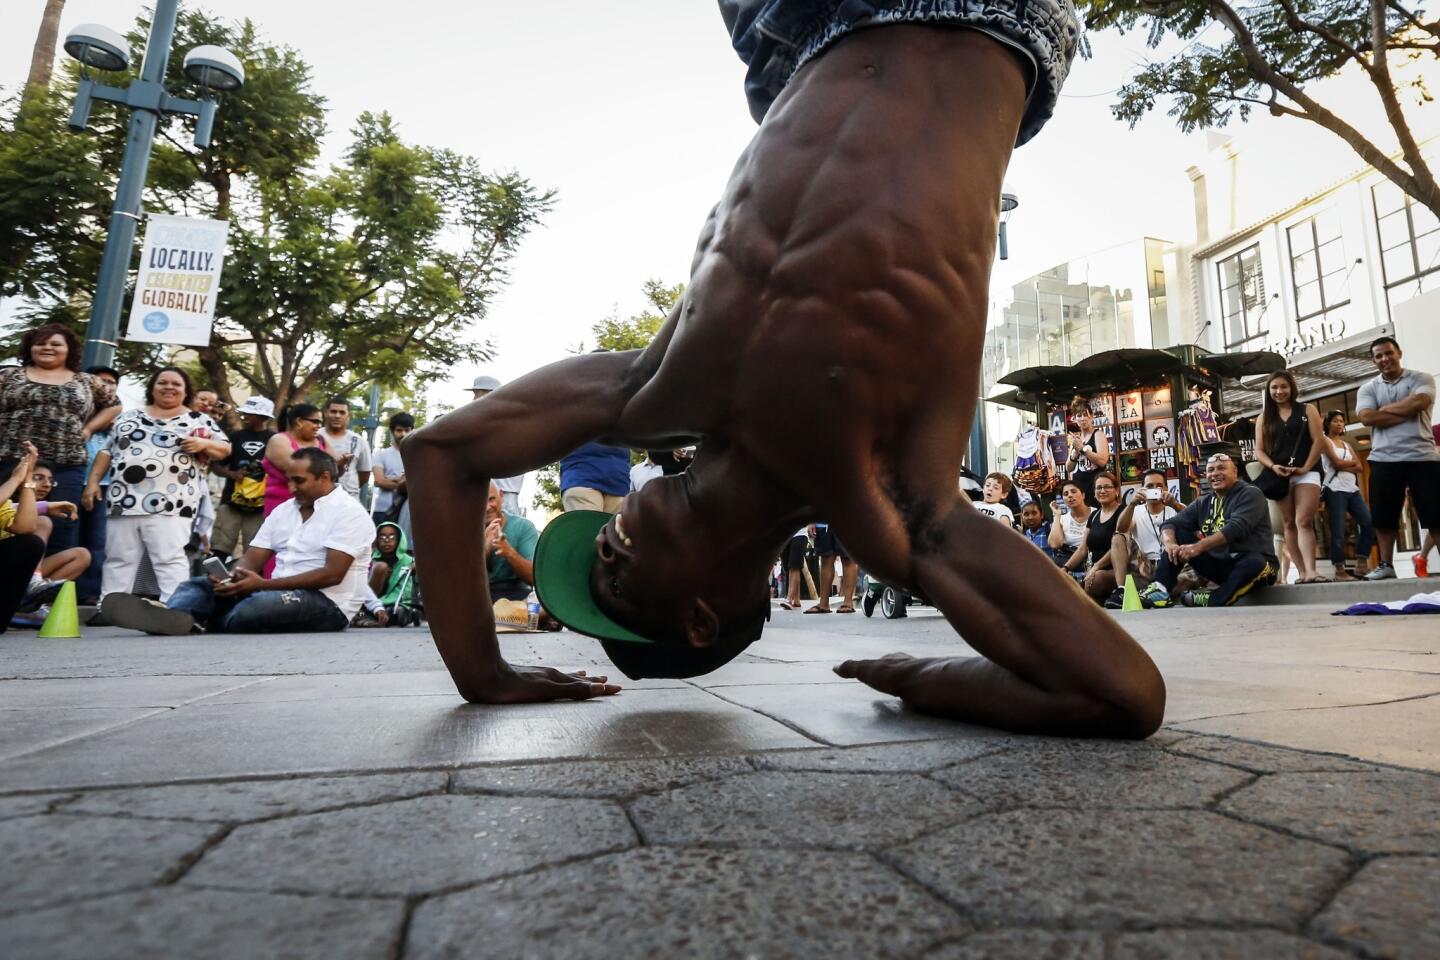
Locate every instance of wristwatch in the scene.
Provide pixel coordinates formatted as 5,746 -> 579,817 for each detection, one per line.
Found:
21,481 -> 36,490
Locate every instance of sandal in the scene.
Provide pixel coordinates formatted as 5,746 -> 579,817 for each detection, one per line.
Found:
835,605 -> 856,613
803,605 -> 831,614
779,600 -> 799,610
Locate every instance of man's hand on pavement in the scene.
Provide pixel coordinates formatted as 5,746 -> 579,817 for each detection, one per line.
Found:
463,663 -> 621,704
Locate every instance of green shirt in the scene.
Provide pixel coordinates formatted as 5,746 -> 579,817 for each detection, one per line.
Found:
488,512 -> 539,588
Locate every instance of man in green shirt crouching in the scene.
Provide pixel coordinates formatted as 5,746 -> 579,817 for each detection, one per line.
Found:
1138,453 -> 1278,608
485,481 -> 539,601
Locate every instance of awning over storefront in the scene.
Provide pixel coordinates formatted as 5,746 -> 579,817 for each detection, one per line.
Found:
1223,327 -> 1390,415
991,346 -> 1285,407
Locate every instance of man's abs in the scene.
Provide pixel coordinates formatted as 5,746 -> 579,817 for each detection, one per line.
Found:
644,27 -> 1028,445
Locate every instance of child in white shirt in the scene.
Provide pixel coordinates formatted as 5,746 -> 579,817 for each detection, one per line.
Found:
975,473 -> 1016,526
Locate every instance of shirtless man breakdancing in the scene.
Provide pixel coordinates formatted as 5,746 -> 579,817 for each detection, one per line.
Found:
402,1 -> 1166,738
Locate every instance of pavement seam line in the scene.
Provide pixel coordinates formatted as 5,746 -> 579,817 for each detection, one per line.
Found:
1173,687 -> 1440,725
687,684 -> 834,745
0,705 -> 175,765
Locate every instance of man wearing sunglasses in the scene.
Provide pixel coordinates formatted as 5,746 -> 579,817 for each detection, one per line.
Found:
1139,454 -> 1278,608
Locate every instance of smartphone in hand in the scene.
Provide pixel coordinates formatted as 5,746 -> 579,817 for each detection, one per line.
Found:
202,556 -> 232,581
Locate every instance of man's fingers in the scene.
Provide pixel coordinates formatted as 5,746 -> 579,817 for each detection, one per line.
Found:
553,679 -> 621,700
834,657 -> 910,696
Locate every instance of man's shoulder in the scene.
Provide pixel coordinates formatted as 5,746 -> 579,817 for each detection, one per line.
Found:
1406,369 -> 1437,391
324,488 -> 373,519
504,512 -> 539,535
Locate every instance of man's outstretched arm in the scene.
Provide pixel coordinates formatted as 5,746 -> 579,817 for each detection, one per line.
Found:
401,349 -> 659,703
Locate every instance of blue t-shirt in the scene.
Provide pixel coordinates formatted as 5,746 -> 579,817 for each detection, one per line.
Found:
560,442 -> 631,496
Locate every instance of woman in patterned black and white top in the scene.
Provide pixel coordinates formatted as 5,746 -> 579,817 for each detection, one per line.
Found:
85,367 -> 229,603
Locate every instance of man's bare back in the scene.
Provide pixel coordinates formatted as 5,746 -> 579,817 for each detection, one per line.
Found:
402,21 -> 1166,737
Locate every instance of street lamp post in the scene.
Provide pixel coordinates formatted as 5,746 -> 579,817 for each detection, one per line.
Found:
64,0 -> 244,369
998,190 -> 1019,261
971,188 -> 1022,475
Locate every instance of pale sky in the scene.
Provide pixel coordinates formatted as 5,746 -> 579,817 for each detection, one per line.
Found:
2,0 -> 1410,410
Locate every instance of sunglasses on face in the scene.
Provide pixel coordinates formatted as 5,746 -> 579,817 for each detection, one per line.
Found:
300,417 -> 322,425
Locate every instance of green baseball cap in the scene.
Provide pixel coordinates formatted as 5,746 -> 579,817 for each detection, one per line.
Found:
532,510 -> 653,646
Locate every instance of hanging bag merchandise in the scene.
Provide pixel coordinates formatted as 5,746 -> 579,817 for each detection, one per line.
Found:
1012,425 -> 1058,494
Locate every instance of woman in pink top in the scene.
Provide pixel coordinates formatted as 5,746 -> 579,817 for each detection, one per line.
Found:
261,403 -> 327,518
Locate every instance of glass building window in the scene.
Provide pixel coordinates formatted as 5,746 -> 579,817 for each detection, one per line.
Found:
1373,179 -> 1440,317
1216,244 -> 1267,347
1286,209 -> 1350,322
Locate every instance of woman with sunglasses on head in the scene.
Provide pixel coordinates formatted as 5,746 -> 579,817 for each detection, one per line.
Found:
261,404 -> 328,519
1255,370 -> 1327,583
1318,410 -> 1374,580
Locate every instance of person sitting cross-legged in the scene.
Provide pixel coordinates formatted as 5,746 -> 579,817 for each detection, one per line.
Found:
101,448 -> 375,635
485,481 -> 539,602
1103,469 -> 1185,607
1138,453 -> 1278,609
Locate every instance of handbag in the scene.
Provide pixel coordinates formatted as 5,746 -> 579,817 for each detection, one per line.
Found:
1253,466 -> 1289,500
1254,421 -> 1302,501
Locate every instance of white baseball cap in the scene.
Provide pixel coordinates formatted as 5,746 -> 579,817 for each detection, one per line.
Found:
470,375 -> 501,392
236,396 -> 275,418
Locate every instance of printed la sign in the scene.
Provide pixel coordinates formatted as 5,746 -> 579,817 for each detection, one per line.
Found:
125,214 -> 228,347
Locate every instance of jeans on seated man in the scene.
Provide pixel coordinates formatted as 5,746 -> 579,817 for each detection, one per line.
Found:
101,448 -> 375,635
1139,454 -> 1278,609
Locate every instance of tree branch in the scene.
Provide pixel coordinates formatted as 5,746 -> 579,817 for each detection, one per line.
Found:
1204,0 -> 1440,216
1383,0 -> 1440,40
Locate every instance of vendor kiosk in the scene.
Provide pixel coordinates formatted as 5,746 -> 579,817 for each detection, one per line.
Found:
989,346 -> 1284,502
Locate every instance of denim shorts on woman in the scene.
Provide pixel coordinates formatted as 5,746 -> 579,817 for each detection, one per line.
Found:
719,0 -> 1081,146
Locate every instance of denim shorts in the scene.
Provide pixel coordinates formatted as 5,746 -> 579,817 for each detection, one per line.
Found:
719,0 -> 1081,145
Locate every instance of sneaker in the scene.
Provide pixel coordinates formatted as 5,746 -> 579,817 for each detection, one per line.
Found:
17,579 -> 64,613
99,593 -> 196,636
1137,582 -> 1172,609
1364,564 -> 1396,581
10,605 -> 48,628
1180,589 -> 1212,607
1415,556 -> 1430,578
1103,587 -> 1126,609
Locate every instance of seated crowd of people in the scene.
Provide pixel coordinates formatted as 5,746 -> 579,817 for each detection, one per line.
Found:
0,323 -> 545,636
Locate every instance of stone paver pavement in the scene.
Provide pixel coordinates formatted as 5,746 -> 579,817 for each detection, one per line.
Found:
1,603 -> 1437,957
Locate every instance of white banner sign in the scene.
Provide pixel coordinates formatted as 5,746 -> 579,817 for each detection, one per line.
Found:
125,213 -> 229,347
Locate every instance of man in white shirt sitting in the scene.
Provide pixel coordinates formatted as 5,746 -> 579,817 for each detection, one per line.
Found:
1106,469 -> 1185,607
101,448 -> 375,635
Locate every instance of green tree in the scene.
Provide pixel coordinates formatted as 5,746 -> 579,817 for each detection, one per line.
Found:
532,278 -> 684,513
1078,0 -> 1440,218
1,7 -> 554,413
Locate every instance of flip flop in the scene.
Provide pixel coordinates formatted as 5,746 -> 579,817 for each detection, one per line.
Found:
779,600 -> 799,610
835,605 -> 856,614
804,605 -> 831,614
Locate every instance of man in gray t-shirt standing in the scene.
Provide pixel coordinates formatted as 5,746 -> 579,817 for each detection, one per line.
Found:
1355,336 -> 1439,580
